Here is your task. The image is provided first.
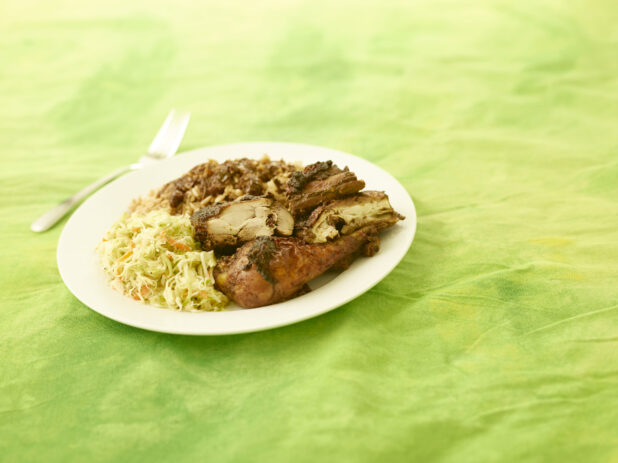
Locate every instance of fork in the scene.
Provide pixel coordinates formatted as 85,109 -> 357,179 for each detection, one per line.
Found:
30,109 -> 191,232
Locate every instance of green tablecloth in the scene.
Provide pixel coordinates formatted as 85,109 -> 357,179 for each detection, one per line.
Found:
2,0 -> 617,461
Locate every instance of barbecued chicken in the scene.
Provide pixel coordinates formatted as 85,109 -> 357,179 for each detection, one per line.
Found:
286,161 -> 365,217
297,191 -> 404,243
214,228 -> 378,308
191,196 -> 294,253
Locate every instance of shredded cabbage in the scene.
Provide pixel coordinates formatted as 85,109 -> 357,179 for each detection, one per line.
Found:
96,210 -> 228,312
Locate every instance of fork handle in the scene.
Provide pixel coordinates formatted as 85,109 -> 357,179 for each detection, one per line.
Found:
30,165 -> 135,232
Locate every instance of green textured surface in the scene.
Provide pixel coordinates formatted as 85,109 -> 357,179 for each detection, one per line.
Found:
2,0 -> 618,461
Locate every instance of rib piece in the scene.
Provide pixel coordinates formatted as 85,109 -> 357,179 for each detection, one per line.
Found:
297,191 -> 405,243
214,228 -> 378,308
286,161 -> 365,216
191,196 -> 294,252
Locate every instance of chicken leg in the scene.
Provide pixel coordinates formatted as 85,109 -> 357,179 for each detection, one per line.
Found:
214,228 -> 377,308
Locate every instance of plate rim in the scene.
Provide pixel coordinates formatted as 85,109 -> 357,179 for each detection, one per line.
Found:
57,141 -> 417,335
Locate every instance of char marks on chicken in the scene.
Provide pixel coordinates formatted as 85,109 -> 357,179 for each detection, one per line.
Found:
286,161 -> 365,217
213,228 -> 380,308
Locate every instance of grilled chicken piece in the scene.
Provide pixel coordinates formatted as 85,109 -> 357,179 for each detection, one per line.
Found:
297,191 -> 404,243
286,161 -> 365,217
191,196 -> 294,252
214,228 -> 378,308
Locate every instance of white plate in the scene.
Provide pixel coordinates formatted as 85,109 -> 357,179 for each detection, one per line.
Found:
57,142 -> 416,335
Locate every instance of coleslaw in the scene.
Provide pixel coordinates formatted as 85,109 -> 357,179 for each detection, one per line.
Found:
96,210 -> 228,311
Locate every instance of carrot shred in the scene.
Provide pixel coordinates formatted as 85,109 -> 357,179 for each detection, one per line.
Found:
160,232 -> 191,252
140,285 -> 151,298
118,250 -> 133,262
170,239 -> 191,252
